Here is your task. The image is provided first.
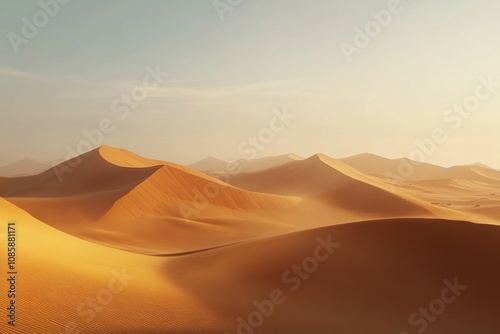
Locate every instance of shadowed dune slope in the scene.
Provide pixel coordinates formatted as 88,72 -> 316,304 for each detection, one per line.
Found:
5,195 -> 499,333
231,154 -> 433,216
104,163 -> 297,222
91,160 -> 301,254
1,147 -> 301,255
0,147 -> 162,197
231,154 -> 379,195
168,218 -> 500,334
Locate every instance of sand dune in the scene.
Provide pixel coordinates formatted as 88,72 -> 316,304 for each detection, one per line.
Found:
0,197 -> 228,334
4,195 -> 500,333
97,162 -> 300,254
338,153 -> 500,223
1,146 -> 499,333
1,146 -> 300,255
230,153 -> 439,218
342,153 -> 500,184
231,153 -> 380,195
168,217 -> 500,334
341,153 -> 444,181
0,147 -> 161,197
393,177 -> 500,224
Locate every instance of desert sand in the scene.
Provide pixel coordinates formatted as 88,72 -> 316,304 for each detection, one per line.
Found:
1,146 -> 499,333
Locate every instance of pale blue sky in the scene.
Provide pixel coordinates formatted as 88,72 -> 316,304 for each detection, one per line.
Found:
1,0 -> 499,167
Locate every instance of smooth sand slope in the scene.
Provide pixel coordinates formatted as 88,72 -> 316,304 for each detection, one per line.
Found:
232,153 -> 500,224
3,197 -> 500,333
3,147 -> 498,257
168,217 -> 500,334
0,146 -> 300,255
231,154 -> 438,217
0,197 -> 230,334
1,147 -> 499,333
341,154 -> 500,223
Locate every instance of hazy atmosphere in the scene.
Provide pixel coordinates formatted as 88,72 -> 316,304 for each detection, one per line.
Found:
1,0 -> 499,167
2,2 -> 500,333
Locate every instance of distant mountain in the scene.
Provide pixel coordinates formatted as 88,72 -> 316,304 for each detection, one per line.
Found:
188,156 -> 228,172
189,153 -> 303,174
341,153 -> 500,183
0,158 -> 53,177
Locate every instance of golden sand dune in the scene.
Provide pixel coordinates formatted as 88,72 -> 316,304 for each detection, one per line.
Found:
1,147 -> 300,255
168,217 -> 500,334
0,197 -> 228,334
231,153 -> 436,217
96,163 -> 300,254
231,153 -> 380,195
337,154 -> 499,224
0,147 -> 161,197
472,164 -> 500,182
1,146 -> 500,333
4,195 -> 500,333
393,178 -> 500,224
324,153 -> 500,224
342,153 -> 444,180
342,153 -> 500,184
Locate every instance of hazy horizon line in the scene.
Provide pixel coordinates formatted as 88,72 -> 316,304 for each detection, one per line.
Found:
1,144 -> 497,170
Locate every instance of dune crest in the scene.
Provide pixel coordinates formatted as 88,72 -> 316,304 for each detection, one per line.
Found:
1,146 -> 500,333
1,146 -> 301,255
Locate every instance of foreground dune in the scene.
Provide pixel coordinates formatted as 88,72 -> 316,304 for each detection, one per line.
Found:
3,195 -> 499,333
167,217 -> 500,334
1,146 -> 499,333
0,197 -> 228,334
